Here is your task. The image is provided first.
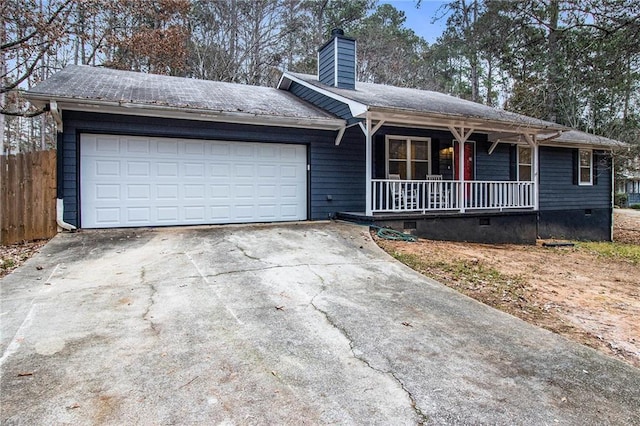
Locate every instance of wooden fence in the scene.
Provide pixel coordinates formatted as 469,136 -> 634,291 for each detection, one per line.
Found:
1,150 -> 57,245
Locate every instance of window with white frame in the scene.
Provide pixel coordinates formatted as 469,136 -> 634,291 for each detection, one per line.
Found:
386,136 -> 431,180
517,146 -> 532,181
579,149 -> 593,185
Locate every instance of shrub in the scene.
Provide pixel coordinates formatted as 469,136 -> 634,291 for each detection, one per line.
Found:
614,193 -> 628,207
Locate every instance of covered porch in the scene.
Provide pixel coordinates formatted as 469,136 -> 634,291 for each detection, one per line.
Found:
347,109 -> 564,216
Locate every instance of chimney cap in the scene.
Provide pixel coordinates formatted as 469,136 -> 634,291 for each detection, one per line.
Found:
331,28 -> 345,36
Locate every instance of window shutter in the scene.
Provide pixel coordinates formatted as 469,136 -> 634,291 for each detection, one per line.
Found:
509,145 -> 517,180
593,151 -> 599,185
374,134 -> 385,179
572,149 -> 578,185
432,139 -> 440,175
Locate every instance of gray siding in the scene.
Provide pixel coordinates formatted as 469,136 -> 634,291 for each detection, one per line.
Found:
539,146 -> 612,210
475,140 -> 511,181
336,37 -> 356,89
317,36 -> 356,90
288,81 -> 353,121
311,126 -> 365,218
59,111 -> 366,227
318,43 -> 335,87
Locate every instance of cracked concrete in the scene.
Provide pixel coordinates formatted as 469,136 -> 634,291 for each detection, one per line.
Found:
1,222 -> 639,425
307,265 -> 427,425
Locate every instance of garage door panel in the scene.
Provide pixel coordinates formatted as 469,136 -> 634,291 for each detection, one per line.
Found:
95,184 -> 120,200
127,207 -> 150,223
210,206 -> 231,220
94,136 -> 121,154
157,140 -> 178,154
184,162 -> 205,177
236,144 -> 255,157
258,185 -> 277,198
259,145 -> 278,158
234,164 -> 254,178
184,141 -> 205,155
81,134 -> 307,228
211,184 -> 230,199
94,207 -> 121,225
157,162 -> 179,177
258,164 -> 277,178
126,138 -> 150,154
281,204 -> 300,218
127,161 -> 150,177
235,185 -> 254,198
126,184 -> 150,200
157,184 -> 179,200
211,163 -> 230,177
258,205 -> 277,219
184,184 -> 205,200
95,160 -> 120,177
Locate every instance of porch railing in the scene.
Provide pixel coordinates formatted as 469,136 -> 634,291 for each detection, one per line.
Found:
371,179 -> 534,213
466,181 -> 534,210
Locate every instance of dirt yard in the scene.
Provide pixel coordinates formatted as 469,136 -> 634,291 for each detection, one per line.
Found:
376,209 -> 640,369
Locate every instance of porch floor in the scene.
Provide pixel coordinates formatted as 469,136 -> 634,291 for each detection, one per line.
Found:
337,209 -> 537,222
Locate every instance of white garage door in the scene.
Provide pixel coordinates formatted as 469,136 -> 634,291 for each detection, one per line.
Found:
80,134 -> 307,228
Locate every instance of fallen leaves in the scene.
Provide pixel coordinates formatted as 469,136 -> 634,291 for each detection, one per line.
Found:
0,240 -> 48,278
375,212 -> 640,369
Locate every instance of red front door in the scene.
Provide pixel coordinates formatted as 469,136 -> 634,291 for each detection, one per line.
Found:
453,142 -> 475,180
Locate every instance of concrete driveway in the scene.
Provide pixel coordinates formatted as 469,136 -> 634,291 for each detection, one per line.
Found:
1,222 -> 638,425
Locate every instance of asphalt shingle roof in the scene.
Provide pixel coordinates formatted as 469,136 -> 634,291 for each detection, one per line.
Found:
540,129 -> 627,148
26,65 -> 337,121
287,72 -> 566,130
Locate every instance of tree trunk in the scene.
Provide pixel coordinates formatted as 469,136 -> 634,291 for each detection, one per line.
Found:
469,0 -> 479,103
545,0 -> 560,123
1,14 -> 6,153
485,55 -> 493,106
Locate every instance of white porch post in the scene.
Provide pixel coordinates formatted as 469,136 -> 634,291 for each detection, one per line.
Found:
449,126 -> 474,213
524,133 -> 539,210
458,138 -> 465,212
365,115 -> 372,216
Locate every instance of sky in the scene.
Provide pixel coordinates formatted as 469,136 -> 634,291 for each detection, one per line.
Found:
381,1 -> 450,44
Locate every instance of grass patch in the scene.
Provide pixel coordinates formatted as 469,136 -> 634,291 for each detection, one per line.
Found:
390,251 -> 534,313
576,241 -> 640,265
1,258 -> 16,270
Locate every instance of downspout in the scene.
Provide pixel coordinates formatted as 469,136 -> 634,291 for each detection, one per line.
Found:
51,100 -> 75,231
334,126 -> 346,146
50,100 -> 63,132
57,198 -> 76,231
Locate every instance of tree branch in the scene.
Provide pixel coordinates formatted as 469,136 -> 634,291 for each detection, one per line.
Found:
1,105 -> 49,117
1,45 -> 50,93
1,0 -> 74,51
